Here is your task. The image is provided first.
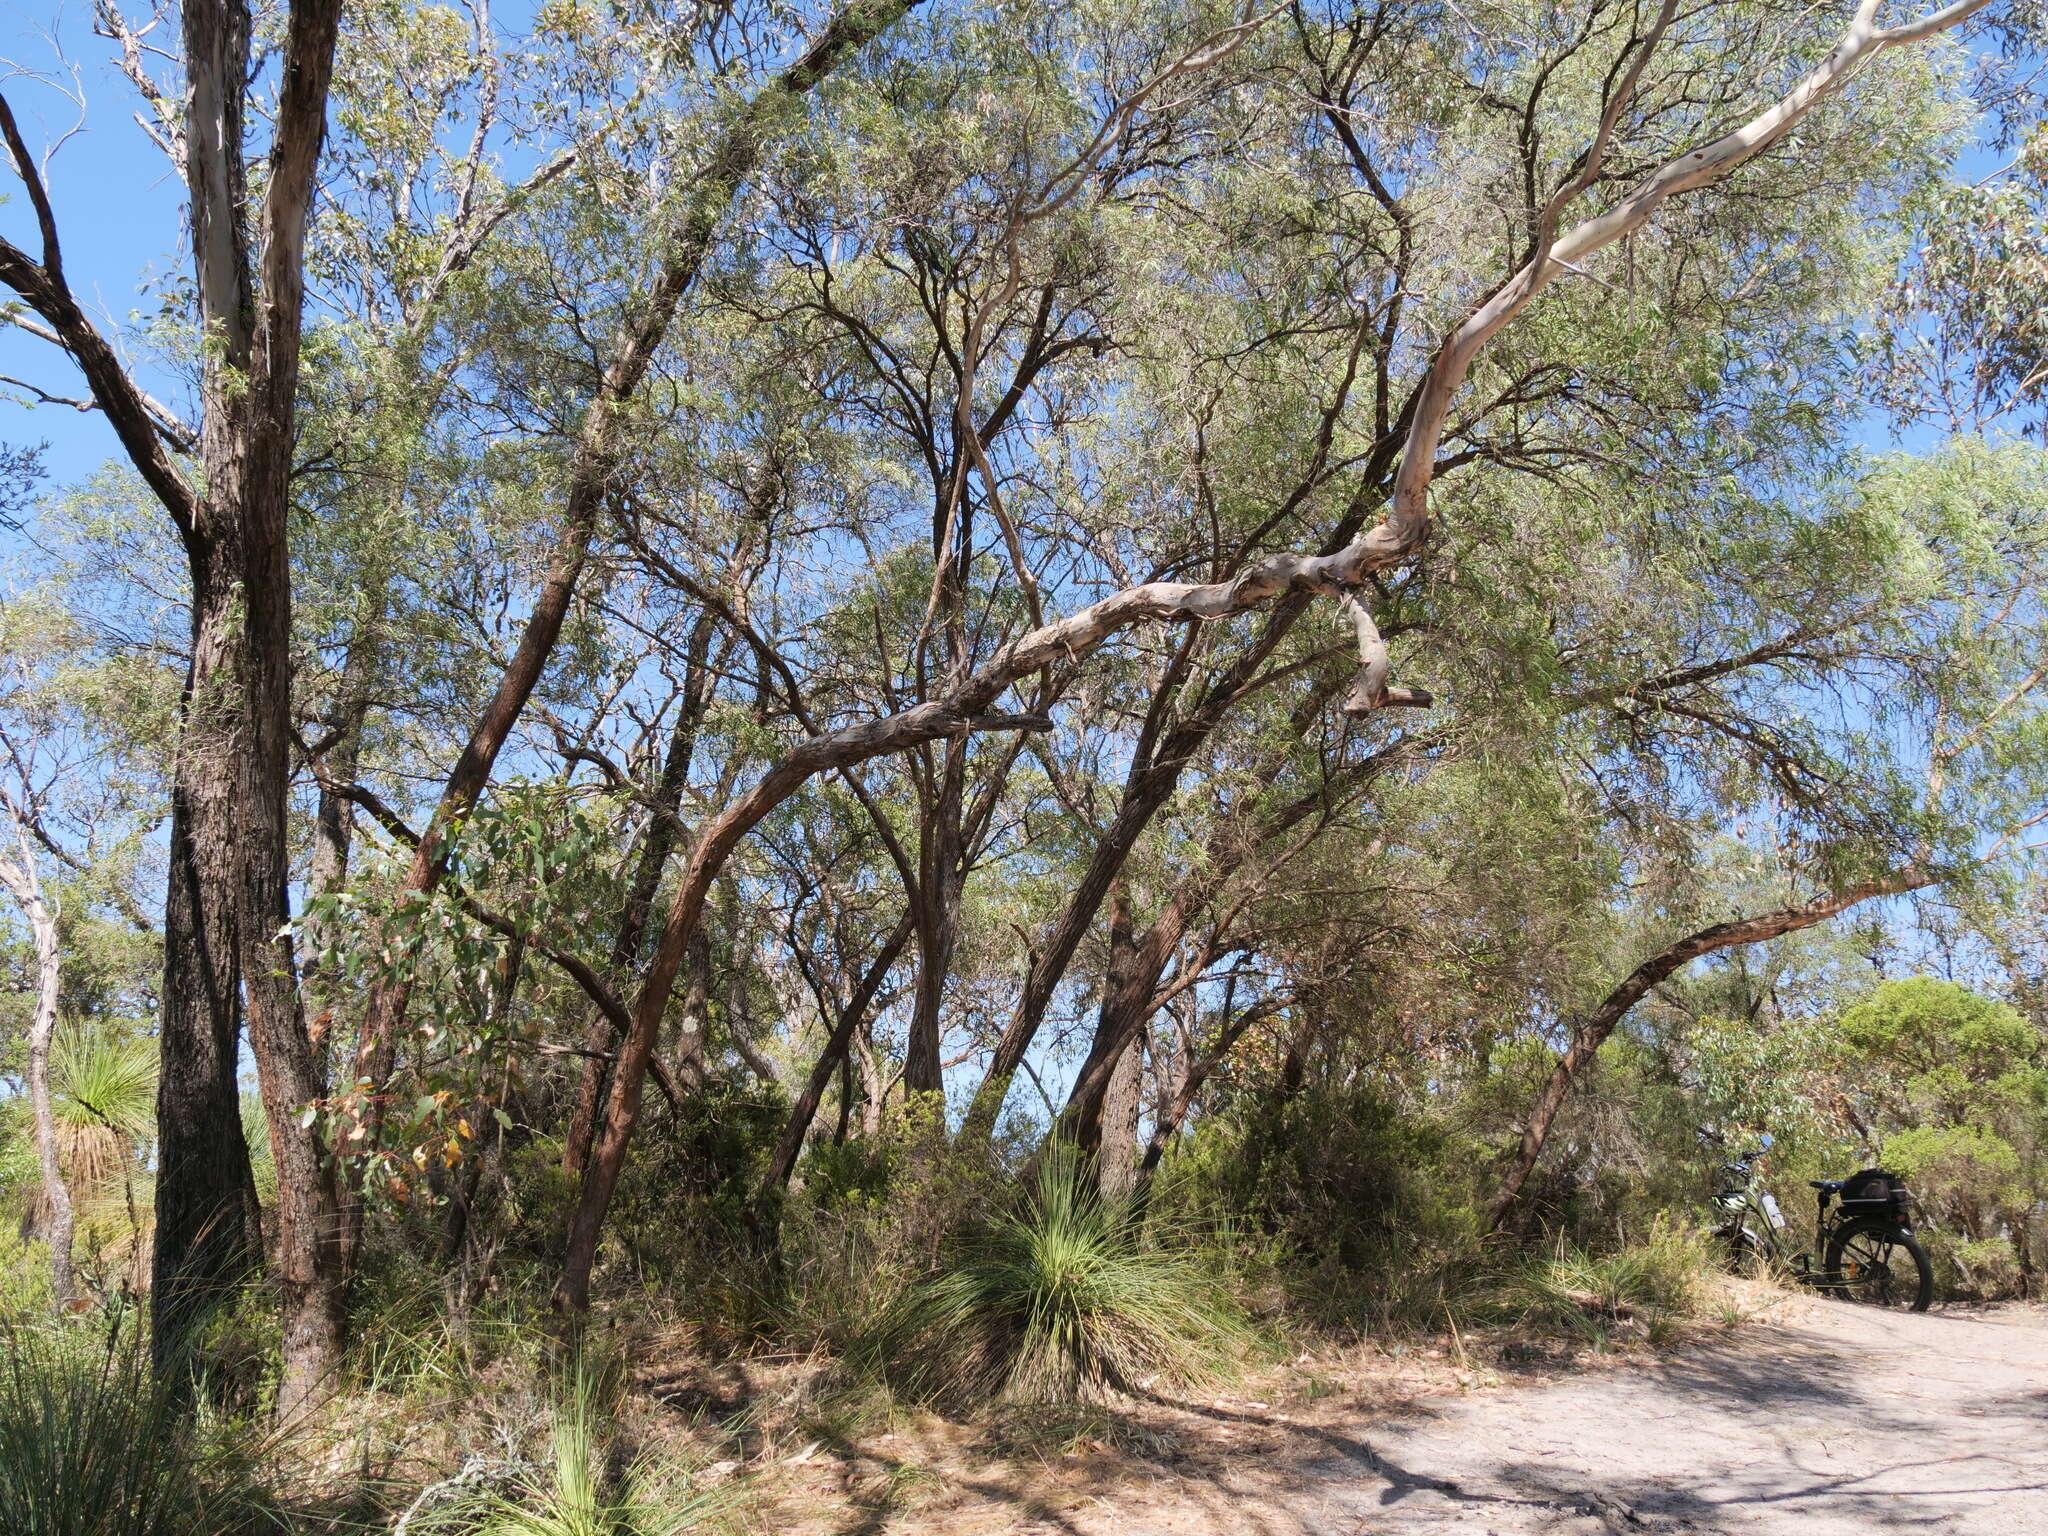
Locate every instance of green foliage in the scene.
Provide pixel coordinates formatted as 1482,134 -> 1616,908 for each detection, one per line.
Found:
871,1146 -> 1253,1406
1670,970 -> 2047,1297
1158,1082 -> 1489,1331
51,1024 -> 157,1142
1879,121 -> 2048,434
12,0 -> 2048,1486
1839,978 -> 2041,1103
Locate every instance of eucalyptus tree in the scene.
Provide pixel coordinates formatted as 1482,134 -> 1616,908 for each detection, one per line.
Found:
1474,444 -> 2048,1228
552,0 -> 2006,1311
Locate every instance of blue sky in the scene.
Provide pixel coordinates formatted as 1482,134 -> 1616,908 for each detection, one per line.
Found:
2,4 -> 190,497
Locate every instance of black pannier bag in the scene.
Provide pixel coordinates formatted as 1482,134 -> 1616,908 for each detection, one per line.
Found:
1838,1168 -> 1911,1221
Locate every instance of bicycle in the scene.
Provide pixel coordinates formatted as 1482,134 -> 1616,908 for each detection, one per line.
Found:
1701,1128 -> 1934,1312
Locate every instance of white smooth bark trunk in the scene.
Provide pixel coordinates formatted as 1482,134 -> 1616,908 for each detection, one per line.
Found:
1,841 -> 79,1308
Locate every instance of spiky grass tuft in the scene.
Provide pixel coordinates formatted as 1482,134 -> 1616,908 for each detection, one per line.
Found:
1491,1218 -> 1712,1346
0,1319 -> 280,1536
415,1352 -> 727,1536
873,1146 -> 1253,1406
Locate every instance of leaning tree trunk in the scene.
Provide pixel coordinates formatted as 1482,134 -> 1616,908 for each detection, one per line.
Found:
752,914 -> 915,1221
0,842 -> 79,1309
1059,738 -> 1418,1160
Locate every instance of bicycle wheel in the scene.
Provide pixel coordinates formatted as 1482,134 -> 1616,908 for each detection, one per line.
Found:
1824,1218 -> 1933,1312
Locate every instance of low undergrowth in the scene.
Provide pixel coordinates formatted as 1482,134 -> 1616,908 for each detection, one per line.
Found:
399,1354 -> 731,1536
1479,1220 -> 1716,1347
0,1124 -> 1744,1536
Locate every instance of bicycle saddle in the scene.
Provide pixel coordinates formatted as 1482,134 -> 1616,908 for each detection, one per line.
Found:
1809,1179 -> 1843,1192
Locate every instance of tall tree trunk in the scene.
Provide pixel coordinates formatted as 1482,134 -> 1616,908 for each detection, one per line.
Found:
301,619 -> 380,994
855,1022 -> 885,1140
153,778 -> 259,1377
442,937 -> 524,1264
905,746 -> 965,1097
1486,875 -> 1927,1231
0,840 -> 79,1309
1072,888 -> 1149,1175
174,0 -> 348,1414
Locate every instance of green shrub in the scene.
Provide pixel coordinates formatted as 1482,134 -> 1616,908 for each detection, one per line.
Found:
871,1146 -> 1253,1406
1155,1083 -> 1488,1333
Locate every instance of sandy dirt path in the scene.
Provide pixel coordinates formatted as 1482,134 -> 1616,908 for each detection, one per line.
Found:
1104,1296 -> 2048,1535
776,1296 -> 2048,1535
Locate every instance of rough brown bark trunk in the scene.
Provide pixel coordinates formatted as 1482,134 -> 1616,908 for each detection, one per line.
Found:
1097,1030 -> 1143,1200
1058,742 -> 1413,1155
153,773 -> 260,1377
1486,875 -> 1927,1231
301,620 -> 380,996
905,759 -> 964,1097
174,0 -> 348,1415
854,1022 -> 885,1140
1070,888 -> 1152,1173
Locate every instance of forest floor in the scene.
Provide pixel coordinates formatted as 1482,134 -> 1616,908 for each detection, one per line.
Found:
703,1286 -> 2048,1535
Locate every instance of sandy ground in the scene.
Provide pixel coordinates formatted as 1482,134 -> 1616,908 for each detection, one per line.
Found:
760,1292 -> 2048,1535
1243,1296 -> 2048,1535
